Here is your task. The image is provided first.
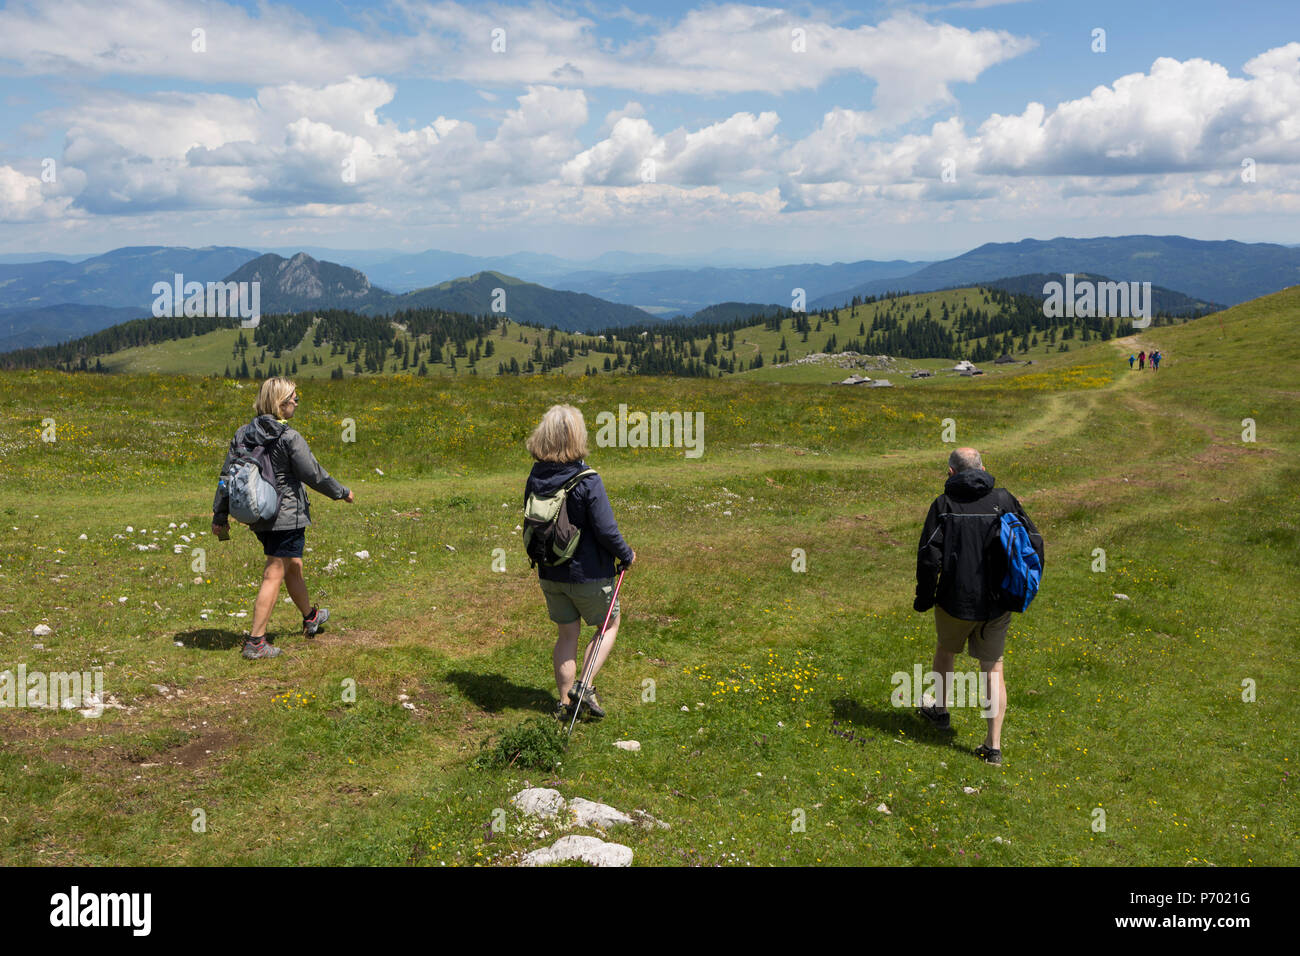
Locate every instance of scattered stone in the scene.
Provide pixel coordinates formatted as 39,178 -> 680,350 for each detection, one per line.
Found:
374,468 -> 384,475
444,544 -> 456,553
511,788 -> 566,820
32,643 -> 44,650
569,798 -> 634,831
78,533 -> 88,540
993,835 -> 1008,844
354,550 -> 370,560
613,740 -> 641,752
630,809 -> 670,830
32,624 -> 51,637
522,835 -> 632,868
152,684 -> 170,695
876,803 -> 892,815
1113,593 -> 1130,600
963,786 -> 980,795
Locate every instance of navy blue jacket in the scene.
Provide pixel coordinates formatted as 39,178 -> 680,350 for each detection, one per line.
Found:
525,460 -> 633,583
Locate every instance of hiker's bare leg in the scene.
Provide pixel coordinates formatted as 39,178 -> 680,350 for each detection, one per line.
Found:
250,557 -> 286,638
980,660 -> 1007,749
283,557 -> 312,616
579,612 -> 620,684
554,620 -> 581,702
932,646 -> 956,710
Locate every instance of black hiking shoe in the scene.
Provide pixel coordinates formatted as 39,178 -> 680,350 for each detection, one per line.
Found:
303,606 -> 329,638
568,682 -> 606,720
975,744 -> 1003,765
917,704 -> 952,731
242,638 -> 281,660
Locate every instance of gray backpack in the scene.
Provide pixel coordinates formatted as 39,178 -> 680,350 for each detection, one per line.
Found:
226,426 -> 281,525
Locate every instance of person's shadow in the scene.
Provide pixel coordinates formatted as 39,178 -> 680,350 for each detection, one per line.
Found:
443,671 -> 555,714
829,697 -> 963,751
173,628 -> 246,650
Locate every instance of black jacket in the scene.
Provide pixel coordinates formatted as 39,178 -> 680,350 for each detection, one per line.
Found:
525,460 -> 634,583
213,416 -> 349,532
914,469 -> 1044,620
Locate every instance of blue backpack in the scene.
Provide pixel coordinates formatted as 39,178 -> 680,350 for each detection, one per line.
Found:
993,509 -> 1041,612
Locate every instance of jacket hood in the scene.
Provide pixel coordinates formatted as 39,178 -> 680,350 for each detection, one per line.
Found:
529,459 -> 588,495
944,467 -> 995,501
246,414 -> 289,445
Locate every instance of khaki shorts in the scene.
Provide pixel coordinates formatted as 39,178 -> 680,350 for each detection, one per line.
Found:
539,577 -> 620,627
934,605 -> 1010,663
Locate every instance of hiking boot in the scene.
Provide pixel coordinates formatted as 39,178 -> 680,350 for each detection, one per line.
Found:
553,699 -> 575,721
917,704 -> 952,731
975,744 -> 1003,765
568,682 -> 606,720
242,638 -> 281,660
303,606 -> 329,638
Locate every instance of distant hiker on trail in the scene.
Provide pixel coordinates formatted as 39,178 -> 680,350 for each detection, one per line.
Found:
1128,354 -> 1135,369
212,377 -> 354,660
913,448 -> 1044,766
1152,350 -> 1162,371
1138,350 -> 1146,370
524,404 -> 635,722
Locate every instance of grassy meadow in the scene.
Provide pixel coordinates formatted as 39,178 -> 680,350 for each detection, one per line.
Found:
0,288 -> 1296,866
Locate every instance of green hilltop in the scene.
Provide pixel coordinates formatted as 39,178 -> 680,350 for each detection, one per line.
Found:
2,285 -> 1199,381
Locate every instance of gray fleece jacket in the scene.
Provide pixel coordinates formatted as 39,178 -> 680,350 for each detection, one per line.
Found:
212,415 -> 349,532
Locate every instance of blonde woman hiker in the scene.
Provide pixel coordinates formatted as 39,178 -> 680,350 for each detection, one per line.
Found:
212,377 -> 354,659
524,404 -> 635,720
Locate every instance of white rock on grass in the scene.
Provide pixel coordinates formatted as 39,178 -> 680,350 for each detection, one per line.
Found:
522,835 -> 632,868
613,740 -> 641,752
630,809 -> 671,830
511,788 -> 566,819
32,624 -> 52,637
569,798 -> 634,831
1113,593 -> 1130,600
78,534 -> 88,540
876,803 -> 892,815
354,550 -> 370,560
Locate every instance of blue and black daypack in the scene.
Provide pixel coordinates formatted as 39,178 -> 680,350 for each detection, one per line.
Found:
991,507 -> 1041,612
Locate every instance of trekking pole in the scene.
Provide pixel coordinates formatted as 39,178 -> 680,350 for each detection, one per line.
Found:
565,565 -> 628,742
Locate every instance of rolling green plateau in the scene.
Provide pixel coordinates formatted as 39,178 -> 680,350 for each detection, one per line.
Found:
0,287 -> 1295,866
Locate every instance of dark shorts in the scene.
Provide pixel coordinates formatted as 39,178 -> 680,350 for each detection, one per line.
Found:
255,528 -> 305,558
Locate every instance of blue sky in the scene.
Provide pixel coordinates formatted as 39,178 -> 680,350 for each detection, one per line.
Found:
0,0 -> 1296,263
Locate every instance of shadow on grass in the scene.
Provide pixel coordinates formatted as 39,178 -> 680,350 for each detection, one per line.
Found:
829,697 -> 963,752
173,628 -> 246,651
444,671 -> 555,714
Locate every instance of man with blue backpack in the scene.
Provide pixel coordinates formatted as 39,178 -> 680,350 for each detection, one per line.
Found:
913,448 -> 1044,765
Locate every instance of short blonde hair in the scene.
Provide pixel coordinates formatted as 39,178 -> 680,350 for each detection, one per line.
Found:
255,377 -> 297,419
526,404 -> 589,462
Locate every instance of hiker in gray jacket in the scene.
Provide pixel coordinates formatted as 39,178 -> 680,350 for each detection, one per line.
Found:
212,377 -> 353,659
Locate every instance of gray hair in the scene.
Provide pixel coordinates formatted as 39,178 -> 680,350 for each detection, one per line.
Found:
948,447 -> 983,472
